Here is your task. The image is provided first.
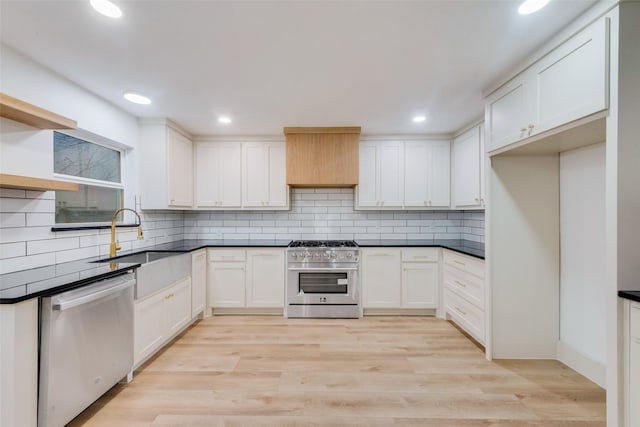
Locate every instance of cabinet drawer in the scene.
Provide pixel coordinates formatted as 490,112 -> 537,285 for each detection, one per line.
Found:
443,250 -> 484,278
631,302 -> 640,340
401,248 -> 439,262
208,249 -> 246,262
444,288 -> 485,344
443,265 -> 484,310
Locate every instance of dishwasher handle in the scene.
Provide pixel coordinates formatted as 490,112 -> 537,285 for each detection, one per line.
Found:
53,278 -> 135,311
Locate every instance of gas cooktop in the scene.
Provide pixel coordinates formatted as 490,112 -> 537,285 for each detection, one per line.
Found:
288,240 -> 358,248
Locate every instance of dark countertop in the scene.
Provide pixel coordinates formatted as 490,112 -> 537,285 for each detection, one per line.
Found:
618,291 -> 640,303
0,258 -> 140,304
0,238 -> 483,304
356,239 -> 485,260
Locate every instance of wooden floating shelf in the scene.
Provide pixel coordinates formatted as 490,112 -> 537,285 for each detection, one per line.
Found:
0,92 -> 77,129
0,174 -> 78,192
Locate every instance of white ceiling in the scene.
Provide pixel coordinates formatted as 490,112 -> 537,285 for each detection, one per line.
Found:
0,0 -> 597,137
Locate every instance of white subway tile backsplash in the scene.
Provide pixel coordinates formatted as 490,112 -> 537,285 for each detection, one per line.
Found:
0,188 -> 27,198
0,212 -> 26,228
0,253 -> 56,274
0,188 -> 484,272
25,212 -> 55,227
0,242 -> 26,258
27,237 -> 79,255
0,197 -> 55,213
0,226 -> 53,244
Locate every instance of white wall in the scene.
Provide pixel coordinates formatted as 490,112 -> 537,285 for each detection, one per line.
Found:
559,142 -> 606,386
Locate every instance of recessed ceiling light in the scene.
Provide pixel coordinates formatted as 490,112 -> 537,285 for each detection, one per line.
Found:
518,0 -> 550,15
412,115 -> 427,123
90,0 -> 122,18
123,92 -> 151,105
218,116 -> 232,124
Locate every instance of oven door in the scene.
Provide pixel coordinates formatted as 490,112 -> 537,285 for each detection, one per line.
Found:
287,267 -> 359,305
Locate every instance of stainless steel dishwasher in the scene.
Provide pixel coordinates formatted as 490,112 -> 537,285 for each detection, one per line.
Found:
38,272 -> 135,427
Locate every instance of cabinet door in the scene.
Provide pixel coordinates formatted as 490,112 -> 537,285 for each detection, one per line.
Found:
630,304 -> 640,427
195,142 -> 220,207
404,142 -> 430,207
165,278 -> 192,336
134,291 -> 166,366
484,74 -> 532,152
243,143 -> 268,207
402,262 -> 439,309
378,142 -> 404,207
362,249 -> 401,308
167,128 -> 194,207
534,18 -> 608,136
209,262 -> 245,307
266,142 -> 288,207
197,142 -> 242,208
453,126 -> 482,207
246,249 -> 285,308
429,141 -> 450,207
191,250 -> 207,317
357,141 -> 378,207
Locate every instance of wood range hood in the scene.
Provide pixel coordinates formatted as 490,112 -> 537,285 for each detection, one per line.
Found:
284,126 -> 360,187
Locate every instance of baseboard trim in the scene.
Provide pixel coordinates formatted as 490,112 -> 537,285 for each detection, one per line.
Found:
557,340 -> 606,388
363,308 -> 437,316
211,307 -> 283,316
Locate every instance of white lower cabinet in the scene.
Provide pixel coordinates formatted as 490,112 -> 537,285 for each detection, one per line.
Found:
246,249 -> 285,308
191,249 -> 207,317
443,250 -> 485,344
134,277 -> 192,367
627,301 -> 640,427
362,248 -> 439,311
208,248 -> 284,313
362,249 -> 402,307
0,299 -> 38,427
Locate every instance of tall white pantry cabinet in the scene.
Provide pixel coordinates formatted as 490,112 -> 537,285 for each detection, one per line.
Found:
483,3 -> 640,426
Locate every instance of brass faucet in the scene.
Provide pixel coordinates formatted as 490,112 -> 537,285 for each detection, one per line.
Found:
109,208 -> 143,258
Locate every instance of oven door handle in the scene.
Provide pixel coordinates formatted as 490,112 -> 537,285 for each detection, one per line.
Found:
287,267 -> 359,272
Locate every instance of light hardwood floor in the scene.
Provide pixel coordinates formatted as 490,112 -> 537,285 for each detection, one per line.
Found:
69,316 -> 605,427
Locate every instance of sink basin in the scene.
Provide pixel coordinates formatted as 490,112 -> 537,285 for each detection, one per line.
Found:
94,251 -> 191,299
99,251 -> 180,265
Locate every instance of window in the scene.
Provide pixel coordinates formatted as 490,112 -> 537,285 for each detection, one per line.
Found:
54,131 -> 124,224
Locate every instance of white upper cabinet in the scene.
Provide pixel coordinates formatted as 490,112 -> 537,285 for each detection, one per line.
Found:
357,141 -> 404,208
452,125 -> 484,208
485,17 -> 609,153
533,18 -> 608,133
139,121 -> 194,210
242,141 -> 288,209
193,140 -> 288,210
167,128 -> 194,208
195,142 -> 242,208
428,141 -> 451,207
358,140 -> 449,209
377,142 -> 405,207
404,141 -> 450,208
485,73 -> 534,152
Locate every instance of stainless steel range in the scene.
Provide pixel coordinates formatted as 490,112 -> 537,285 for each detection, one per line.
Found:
286,240 -> 361,318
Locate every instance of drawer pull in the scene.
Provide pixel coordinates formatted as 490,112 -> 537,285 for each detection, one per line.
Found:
454,306 -> 467,316
453,260 -> 466,266
165,293 -> 174,300
454,280 -> 467,288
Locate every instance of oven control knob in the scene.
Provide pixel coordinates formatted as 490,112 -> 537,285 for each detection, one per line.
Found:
323,253 -> 330,259
330,253 -> 336,259
291,253 -> 297,259
346,252 -> 353,258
